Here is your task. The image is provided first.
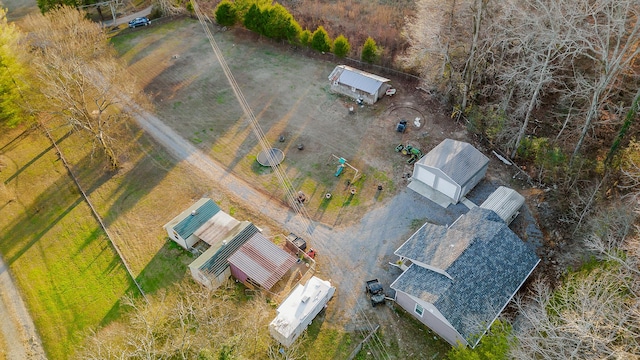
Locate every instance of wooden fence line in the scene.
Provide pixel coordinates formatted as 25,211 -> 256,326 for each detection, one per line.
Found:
41,124 -> 148,302
347,324 -> 380,360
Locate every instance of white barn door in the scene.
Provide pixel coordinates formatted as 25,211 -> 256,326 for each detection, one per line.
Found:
416,167 -> 436,186
435,178 -> 457,199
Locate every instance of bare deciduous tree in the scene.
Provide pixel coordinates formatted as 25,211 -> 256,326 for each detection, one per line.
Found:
510,202 -> 640,359
78,280 -> 305,359
400,0 -> 478,98
23,6 -> 137,170
565,0 -> 640,163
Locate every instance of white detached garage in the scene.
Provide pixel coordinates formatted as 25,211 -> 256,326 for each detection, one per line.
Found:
409,139 -> 489,207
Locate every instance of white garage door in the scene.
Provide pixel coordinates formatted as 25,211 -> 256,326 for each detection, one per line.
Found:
416,167 -> 436,186
435,178 -> 457,199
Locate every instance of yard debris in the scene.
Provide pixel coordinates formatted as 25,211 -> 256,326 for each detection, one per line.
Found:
493,150 -> 512,165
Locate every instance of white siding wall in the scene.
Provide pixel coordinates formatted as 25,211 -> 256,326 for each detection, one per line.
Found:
164,226 -> 189,250
330,84 -> 376,104
415,166 -> 436,186
190,267 -> 230,290
413,165 -> 462,202
395,291 -> 467,347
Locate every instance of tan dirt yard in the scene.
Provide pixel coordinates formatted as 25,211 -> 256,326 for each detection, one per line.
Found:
122,19 -> 468,224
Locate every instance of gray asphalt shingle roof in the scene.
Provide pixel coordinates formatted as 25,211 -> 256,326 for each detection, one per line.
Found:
417,139 -> 489,185
173,199 -> 221,239
391,207 -> 539,346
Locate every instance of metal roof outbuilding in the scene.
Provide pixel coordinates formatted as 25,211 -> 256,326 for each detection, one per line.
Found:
480,186 -> 525,224
227,233 -> 297,290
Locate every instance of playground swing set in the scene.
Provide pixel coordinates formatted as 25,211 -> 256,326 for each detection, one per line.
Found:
331,154 -> 360,184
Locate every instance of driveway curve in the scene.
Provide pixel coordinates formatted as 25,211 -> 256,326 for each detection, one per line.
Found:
0,256 -> 46,359
102,5 -> 152,27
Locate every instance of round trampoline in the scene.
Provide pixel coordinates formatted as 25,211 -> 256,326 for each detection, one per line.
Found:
256,148 -> 285,166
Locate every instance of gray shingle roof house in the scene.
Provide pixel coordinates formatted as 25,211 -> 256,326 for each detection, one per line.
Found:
390,207 -> 540,347
408,139 -> 489,207
328,65 -> 391,104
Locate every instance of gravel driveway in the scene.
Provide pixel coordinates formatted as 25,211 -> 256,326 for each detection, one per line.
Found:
0,256 -> 46,359
131,105 -> 488,326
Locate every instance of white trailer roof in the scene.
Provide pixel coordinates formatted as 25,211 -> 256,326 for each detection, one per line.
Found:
269,276 -> 335,346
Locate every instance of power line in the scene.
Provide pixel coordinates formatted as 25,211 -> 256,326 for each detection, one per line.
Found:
188,3 -> 391,358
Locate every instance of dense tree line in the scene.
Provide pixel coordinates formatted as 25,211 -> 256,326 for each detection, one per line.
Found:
214,0 -> 381,62
403,0 -> 640,181
0,8 -> 30,126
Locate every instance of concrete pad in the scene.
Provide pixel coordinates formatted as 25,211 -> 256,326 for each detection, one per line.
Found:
407,180 -> 453,208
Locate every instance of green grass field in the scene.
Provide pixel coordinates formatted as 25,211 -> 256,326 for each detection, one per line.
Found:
0,127 -> 134,358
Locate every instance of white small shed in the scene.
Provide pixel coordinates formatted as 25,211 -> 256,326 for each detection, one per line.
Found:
163,198 -> 222,250
328,65 -> 391,104
480,186 -> 525,224
409,139 -> 489,206
269,276 -> 336,347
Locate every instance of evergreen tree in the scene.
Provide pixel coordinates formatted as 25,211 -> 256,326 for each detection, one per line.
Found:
299,29 -> 312,47
214,0 -> 236,26
263,4 -> 300,42
243,3 -> 265,35
37,0 -> 77,13
361,36 -> 379,63
332,35 -> 350,58
311,26 -> 331,53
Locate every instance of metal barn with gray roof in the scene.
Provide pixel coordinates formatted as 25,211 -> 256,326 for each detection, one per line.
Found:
188,221 -> 258,290
390,207 -> 539,348
328,65 -> 391,104
409,139 -> 489,207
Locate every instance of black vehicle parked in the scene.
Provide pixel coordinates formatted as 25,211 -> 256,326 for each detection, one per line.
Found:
287,232 -> 307,251
365,279 -> 386,307
128,17 -> 150,28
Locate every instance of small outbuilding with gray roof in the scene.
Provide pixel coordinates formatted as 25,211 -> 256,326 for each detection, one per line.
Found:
328,65 -> 391,104
390,207 -> 539,348
408,139 -> 489,207
479,186 -> 525,224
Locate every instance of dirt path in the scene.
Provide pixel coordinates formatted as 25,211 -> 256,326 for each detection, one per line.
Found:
0,256 -> 46,360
